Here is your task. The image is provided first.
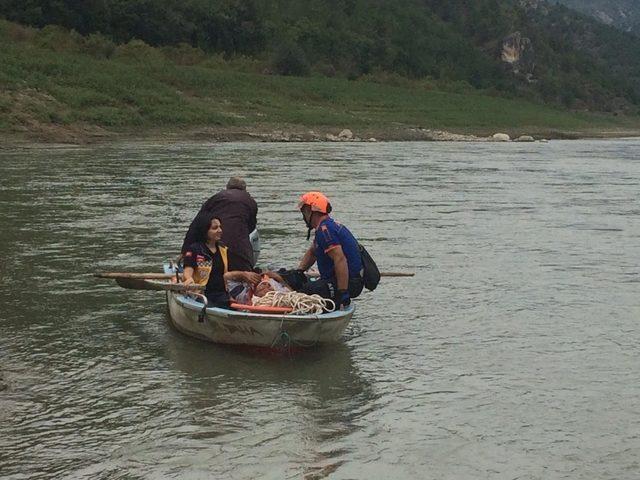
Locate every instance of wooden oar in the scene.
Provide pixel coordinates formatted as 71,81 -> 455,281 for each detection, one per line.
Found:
95,272 -> 174,279
314,271 -> 414,277
96,271 -> 415,281
96,270 -> 415,291
114,277 -> 204,292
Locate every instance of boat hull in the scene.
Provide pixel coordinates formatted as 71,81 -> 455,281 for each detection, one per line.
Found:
166,291 -> 355,348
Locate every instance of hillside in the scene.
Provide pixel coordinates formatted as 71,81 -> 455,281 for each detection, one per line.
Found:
1,0 -> 640,114
557,0 -> 640,34
2,19 -> 640,143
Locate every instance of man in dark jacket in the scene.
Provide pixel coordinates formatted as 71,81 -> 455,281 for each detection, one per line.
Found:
181,177 -> 258,271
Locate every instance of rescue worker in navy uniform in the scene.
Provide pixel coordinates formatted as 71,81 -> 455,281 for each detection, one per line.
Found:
181,176 -> 258,272
295,191 -> 363,309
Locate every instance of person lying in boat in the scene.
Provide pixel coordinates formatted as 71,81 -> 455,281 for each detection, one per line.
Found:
226,272 -> 292,305
182,213 -> 260,308
294,191 -> 364,310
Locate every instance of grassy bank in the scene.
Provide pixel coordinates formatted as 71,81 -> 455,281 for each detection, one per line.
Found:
1,20 -> 640,143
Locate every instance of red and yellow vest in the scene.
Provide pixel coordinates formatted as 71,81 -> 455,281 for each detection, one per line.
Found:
193,245 -> 229,287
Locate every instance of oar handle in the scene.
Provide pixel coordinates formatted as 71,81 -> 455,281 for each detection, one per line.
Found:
306,271 -> 414,277
95,272 -> 174,279
160,282 -> 204,292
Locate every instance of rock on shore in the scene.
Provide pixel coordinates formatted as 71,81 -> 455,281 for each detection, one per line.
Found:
516,135 -> 535,142
492,132 -> 511,142
2,123 -> 558,144
254,128 -> 540,143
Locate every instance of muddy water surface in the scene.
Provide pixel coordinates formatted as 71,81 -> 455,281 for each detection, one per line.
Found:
1,139 -> 639,479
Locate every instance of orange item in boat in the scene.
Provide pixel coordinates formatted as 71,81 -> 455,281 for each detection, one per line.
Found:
230,303 -> 293,314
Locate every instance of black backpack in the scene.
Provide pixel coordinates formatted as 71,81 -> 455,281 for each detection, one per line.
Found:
358,243 -> 380,291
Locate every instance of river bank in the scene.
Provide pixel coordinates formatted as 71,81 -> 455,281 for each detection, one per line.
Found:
3,122 -> 640,146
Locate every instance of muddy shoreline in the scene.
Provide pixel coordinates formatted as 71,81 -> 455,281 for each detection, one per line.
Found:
2,123 -> 640,145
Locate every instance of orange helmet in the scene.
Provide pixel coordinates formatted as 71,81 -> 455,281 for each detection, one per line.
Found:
298,191 -> 332,214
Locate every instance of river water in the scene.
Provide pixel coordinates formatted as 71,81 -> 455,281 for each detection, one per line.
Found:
1,139 -> 639,479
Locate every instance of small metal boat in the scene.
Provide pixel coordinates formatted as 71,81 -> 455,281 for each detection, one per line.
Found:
96,231 -> 372,348
161,256 -> 355,348
165,289 -> 355,348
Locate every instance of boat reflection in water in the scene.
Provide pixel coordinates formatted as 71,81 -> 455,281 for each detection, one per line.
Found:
163,325 -> 377,477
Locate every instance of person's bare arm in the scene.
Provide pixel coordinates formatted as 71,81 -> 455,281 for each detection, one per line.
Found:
264,271 -> 285,283
298,246 -> 316,271
182,266 -> 195,285
224,271 -> 261,285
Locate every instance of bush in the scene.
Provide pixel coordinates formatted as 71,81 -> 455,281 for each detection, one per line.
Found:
439,79 -> 474,94
199,53 -> 227,69
311,62 -> 337,77
271,43 -> 309,76
35,25 -> 83,52
223,55 -> 267,74
359,69 -> 414,88
83,33 -> 116,59
161,43 -> 206,66
113,39 -> 165,64
0,19 -> 36,42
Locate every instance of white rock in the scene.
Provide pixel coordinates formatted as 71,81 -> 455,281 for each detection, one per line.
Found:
325,133 -> 339,141
368,137 -> 377,142
338,129 -> 353,139
516,135 -> 534,142
492,133 -> 511,142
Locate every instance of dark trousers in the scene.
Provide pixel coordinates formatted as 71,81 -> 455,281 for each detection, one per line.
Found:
299,276 -> 364,300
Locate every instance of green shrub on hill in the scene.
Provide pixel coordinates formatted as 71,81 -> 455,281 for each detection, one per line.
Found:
161,43 -> 206,66
0,18 -> 36,42
35,24 -> 83,52
113,39 -> 165,64
83,33 -> 116,59
272,42 -> 310,76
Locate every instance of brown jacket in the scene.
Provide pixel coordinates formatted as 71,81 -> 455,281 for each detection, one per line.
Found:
181,188 -> 258,271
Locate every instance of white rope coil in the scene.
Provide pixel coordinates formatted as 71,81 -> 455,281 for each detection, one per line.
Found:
252,291 -> 335,314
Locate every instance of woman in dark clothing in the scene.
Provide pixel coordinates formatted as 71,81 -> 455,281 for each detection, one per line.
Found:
181,177 -> 258,271
182,214 -> 259,307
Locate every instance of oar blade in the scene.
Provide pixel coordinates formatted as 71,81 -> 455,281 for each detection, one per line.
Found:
115,277 -> 168,290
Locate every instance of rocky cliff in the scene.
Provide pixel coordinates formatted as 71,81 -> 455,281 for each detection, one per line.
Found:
556,0 -> 640,34
501,31 -> 535,81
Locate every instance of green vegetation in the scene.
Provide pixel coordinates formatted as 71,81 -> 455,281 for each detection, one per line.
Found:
1,18 -> 640,141
2,0 -> 640,113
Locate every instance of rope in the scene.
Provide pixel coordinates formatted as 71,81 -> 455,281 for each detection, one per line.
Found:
252,291 -> 335,315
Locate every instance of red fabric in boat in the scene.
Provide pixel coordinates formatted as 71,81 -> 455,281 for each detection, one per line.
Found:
230,303 -> 293,314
